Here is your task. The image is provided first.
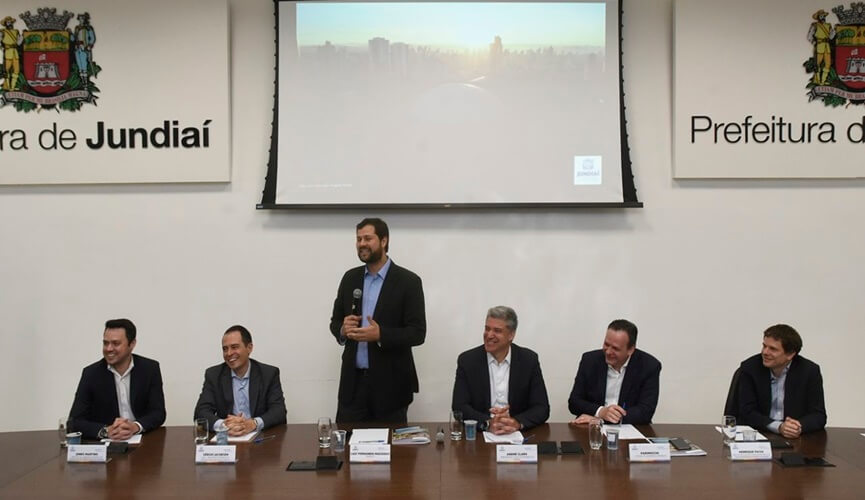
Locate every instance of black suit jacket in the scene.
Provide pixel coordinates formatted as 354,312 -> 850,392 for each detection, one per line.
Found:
329,260 -> 426,413
452,344 -> 550,429
736,353 -> 826,433
68,354 -> 166,439
568,349 -> 661,424
193,359 -> 287,431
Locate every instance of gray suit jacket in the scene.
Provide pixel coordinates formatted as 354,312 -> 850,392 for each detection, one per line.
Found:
193,359 -> 287,430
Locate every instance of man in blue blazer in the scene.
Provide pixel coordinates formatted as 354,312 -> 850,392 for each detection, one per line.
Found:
568,319 -> 661,425
68,318 -> 166,440
736,324 -> 826,438
194,325 -> 286,434
330,218 -> 426,423
452,306 -> 550,433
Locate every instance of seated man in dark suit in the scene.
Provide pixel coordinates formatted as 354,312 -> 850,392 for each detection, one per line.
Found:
68,318 -> 166,440
452,306 -> 550,434
194,325 -> 286,435
568,319 -> 661,425
737,324 -> 826,438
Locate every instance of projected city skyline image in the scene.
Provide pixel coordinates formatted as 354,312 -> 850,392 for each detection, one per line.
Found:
296,2 -> 605,52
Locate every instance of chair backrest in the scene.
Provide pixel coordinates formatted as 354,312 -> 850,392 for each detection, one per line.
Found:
723,366 -> 742,417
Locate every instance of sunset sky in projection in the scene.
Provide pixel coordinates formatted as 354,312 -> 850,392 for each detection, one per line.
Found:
296,2 -> 606,51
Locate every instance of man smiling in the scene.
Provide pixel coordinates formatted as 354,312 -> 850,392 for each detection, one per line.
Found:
736,324 -> 826,438
68,319 -> 166,440
194,325 -> 286,435
568,319 -> 661,425
329,218 -> 426,423
452,306 -> 550,434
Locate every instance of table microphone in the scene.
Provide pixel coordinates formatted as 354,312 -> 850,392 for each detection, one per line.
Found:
351,289 -> 362,315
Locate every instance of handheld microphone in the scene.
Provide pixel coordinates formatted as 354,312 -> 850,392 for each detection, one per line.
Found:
351,289 -> 362,316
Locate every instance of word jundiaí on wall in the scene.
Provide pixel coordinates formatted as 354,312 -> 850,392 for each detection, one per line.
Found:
0,120 -> 213,151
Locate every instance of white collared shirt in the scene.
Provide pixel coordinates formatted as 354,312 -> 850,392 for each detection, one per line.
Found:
595,356 -> 631,416
107,358 -> 138,425
487,348 -> 512,409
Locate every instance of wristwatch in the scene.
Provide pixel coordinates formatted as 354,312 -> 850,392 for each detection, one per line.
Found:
98,426 -> 108,439
479,419 -> 490,432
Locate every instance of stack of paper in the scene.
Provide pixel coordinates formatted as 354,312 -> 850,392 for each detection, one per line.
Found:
349,428 -> 389,445
648,438 -> 707,457
482,431 -> 525,444
209,429 -> 259,443
713,425 -> 768,442
102,434 -> 142,445
602,424 -> 647,441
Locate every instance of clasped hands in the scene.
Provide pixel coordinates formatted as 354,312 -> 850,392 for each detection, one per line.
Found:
224,413 -> 257,436
341,314 -> 381,342
488,405 -> 521,435
570,404 -> 627,426
106,418 -> 140,440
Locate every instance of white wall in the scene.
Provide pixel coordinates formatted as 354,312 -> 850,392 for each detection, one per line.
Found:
1,0 -> 862,432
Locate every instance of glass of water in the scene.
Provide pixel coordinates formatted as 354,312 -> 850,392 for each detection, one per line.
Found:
589,419 -> 603,450
722,415 -> 737,444
318,417 -> 333,448
194,418 -> 209,444
450,410 -> 463,441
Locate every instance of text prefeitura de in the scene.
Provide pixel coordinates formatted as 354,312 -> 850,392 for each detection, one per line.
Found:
689,115 -> 865,144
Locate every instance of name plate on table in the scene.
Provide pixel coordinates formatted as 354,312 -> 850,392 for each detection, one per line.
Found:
350,444 -> 391,463
195,445 -> 237,464
67,444 -> 108,463
628,443 -> 671,462
730,442 -> 773,461
496,444 -> 538,464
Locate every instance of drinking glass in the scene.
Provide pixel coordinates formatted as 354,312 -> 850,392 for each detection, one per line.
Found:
194,418 -> 209,444
606,427 -> 620,450
332,429 -> 347,452
318,417 -> 333,448
59,418 -> 68,448
450,410 -> 463,441
722,415 -> 737,444
589,419 -> 603,450
464,420 -> 477,441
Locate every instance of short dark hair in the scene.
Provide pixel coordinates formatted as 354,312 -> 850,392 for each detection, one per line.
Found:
105,318 -> 136,344
357,217 -> 389,252
224,324 -> 253,345
486,305 -> 518,331
608,319 -> 638,347
763,324 -> 802,354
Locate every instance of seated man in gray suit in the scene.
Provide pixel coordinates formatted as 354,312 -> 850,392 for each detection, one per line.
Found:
194,325 -> 287,435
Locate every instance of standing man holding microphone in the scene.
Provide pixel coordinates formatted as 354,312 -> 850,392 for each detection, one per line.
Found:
329,218 -> 426,423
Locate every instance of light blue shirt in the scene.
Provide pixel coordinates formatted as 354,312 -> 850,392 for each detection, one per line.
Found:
356,257 -> 391,369
767,362 -> 790,434
214,366 -> 264,432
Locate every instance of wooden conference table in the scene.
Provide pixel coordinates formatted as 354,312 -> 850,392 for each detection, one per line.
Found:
1,423 -> 863,499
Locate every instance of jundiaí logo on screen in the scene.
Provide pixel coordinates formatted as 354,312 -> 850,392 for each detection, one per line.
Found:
806,3 -> 865,106
0,8 -> 98,112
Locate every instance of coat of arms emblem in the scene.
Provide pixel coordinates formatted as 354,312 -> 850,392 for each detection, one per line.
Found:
806,3 -> 865,106
0,7 -> 99,112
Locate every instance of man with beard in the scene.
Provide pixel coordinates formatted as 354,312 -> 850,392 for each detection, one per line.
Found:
329,218 -> 426,423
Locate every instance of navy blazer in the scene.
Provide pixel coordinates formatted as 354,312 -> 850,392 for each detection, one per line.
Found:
567,349 -> 661,424
329,260 -> 426,414
452,344 -> 550,429
193,358 -> 287,431
68,354 -> 166,439
736,353 -> 826,433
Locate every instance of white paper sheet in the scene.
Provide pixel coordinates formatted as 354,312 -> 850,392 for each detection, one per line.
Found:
602,424 -> 647,441
101,434 -> 142,445
483,431 -> 525,444
210,429 -> 259,443
349,428 -> 390,445
713,425 -> 768,441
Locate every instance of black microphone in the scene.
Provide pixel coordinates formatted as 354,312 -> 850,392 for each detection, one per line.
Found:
351,289 -> 362,316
